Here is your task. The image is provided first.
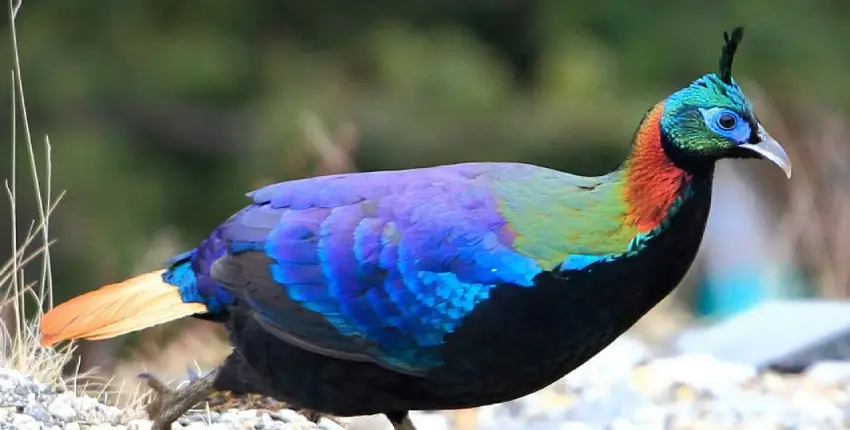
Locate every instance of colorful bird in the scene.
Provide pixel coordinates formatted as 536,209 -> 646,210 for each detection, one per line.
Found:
40,27 -> 791,430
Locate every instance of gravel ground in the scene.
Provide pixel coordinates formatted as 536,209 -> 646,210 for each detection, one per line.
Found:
3,337 -> 850,430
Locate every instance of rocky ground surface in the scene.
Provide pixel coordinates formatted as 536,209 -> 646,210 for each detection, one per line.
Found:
3,337 -> 850,430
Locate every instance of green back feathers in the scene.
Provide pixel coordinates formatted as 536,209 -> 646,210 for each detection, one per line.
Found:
491,167 -> 639,269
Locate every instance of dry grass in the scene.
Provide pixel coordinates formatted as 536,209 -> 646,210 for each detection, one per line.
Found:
743,80 -> 850,300
0,0 -> 153,420
0,0 -> 366,413
1,0 -> 69,386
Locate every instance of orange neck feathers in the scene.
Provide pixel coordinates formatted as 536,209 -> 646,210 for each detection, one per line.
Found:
622,102 -> 692,233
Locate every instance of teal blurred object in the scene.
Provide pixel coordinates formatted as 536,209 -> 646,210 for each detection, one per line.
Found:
696,270 -> 772,318
695,164 -> 803,319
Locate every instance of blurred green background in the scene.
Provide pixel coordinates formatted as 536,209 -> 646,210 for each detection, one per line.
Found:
1,0 -> 849,385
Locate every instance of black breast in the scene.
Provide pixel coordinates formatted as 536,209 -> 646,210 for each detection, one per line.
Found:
420,177 -> 714,405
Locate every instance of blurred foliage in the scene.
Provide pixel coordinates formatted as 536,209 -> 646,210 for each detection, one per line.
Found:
0,1 -> 847,371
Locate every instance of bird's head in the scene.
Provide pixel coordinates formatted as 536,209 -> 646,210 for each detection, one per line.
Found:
659,27 -> 792,178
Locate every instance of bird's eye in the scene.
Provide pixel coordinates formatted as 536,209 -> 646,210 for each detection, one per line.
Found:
699,107 -> 750,143
717,113 -> 737,130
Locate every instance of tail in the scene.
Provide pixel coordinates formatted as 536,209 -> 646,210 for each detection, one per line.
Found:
40,269 -> 207,346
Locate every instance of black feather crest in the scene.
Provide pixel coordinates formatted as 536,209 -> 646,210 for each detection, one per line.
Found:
719,27 -> 745,84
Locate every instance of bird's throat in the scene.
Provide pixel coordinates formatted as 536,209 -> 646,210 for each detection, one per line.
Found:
621,103 -> 694,233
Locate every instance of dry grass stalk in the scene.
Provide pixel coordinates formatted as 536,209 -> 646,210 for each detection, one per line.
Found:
745,80 -> 850,299
0,0 -> 153,417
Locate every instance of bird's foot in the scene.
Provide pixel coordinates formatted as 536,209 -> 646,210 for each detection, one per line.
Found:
139,368 -> 220,430
183,368 -> 344,427
184,368 -> 288,412
386,411 -> 416,430
204,391 -> 288,412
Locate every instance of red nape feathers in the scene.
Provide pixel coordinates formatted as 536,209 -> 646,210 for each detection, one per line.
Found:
39,270 -> 207,346
623,102 -> 692,233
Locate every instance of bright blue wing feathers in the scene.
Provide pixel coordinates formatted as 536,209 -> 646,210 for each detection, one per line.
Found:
216,165 -> 544,374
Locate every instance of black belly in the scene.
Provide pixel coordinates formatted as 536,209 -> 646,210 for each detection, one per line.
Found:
216,188 -> 712,415
217,239 -> 705,414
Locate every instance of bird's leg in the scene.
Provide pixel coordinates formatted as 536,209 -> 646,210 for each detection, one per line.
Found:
299,409 -> 324,422
184,362 -> 344,428
386,411 -> 416,430
185,366 -> 287,413
139,368 -> 220,430
300,409 -> 326,425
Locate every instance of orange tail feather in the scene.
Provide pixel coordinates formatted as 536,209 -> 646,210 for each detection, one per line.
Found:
40,270 -> 208,346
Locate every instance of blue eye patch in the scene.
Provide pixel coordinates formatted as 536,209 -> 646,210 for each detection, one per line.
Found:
699,107 -> 751,143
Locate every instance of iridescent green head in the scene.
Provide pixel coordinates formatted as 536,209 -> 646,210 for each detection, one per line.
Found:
659,27 -> 792,178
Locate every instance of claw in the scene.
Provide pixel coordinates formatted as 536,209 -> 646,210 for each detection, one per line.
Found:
137,370 -> 345,428
136,372 -> 156,383
137,373 -> 179,427
138,373 -> 169,390
138,369 -> 220,430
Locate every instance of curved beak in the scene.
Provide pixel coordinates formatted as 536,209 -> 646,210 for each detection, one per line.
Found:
738,124 -> 792,179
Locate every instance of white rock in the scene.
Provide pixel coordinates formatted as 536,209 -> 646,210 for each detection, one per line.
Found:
560,336 -> 651,392
95,404 -> 125,425
318,416 -> 350,430
184,421 -> 207,430
275,409 -> 308,423
237,409 -> 257,420
345,415 -> 392,430
557,422 -> 594,430
608,418 -> 640,430
0,377 -> 16,392
48,396 -> 78,421
634,353 -> 756,397
805,361 -> 850,384
407,412 -> 449,430
127,420 -> 152,430
0,367 -> 25,381
789,391 -> 844,425
11,413 -> 40,430
219,411 -> 240,424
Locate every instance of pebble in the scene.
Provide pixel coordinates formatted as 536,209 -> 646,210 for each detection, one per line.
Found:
273,409 -> 308,423
126,419 -> 151,430
184,422 -> 208,430
48,396 -> 78,421
4,336 -> 850,429
318,417 -> 348,430
807,361 -> 850,385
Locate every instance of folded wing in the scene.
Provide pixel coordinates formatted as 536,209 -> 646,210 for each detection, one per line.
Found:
211,166 -> 544,375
